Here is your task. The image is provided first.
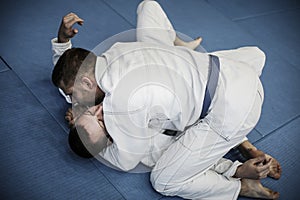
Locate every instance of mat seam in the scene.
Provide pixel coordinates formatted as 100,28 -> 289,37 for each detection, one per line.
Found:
101,0 -> 135,28
0,56 -> 12,70
90,159 -> 127,200
253,114 -> 300,145
3,60 -> 69,134
232,7 -> 300,22
12,69 -> 127,198
0,56 -> 12,73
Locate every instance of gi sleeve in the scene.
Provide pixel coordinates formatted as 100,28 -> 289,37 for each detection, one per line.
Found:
51,38 -> 72,103
212,158 -> 243,180
99,142 -> 145,172
51,37 -> 72,66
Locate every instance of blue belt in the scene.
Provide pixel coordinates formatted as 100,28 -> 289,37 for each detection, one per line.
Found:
164,54 -> 220,136
200,54 -> 220,119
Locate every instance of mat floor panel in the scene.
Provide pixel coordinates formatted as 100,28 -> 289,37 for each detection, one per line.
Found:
206,0 -> 300,21
0,70 -> 124,200
247,129 -> 264,143
252,117 -> 300,200
0,0 -> 134,131
254,49 -> 300,136
92,160 -> 164,200
236,9 -> 300,69
0,0 -> 299,199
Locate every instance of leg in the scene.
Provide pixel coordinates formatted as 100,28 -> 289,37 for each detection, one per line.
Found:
240,179 -> 279,199
174,36 -> 202,50
136,0 -> 202,49
212,46 -> 266,76
150,121 -> 246,199
151,82 -> 278,199
150,125 -> 279,199
136,0 -> 176,45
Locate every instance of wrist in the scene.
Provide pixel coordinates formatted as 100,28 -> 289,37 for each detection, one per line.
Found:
57,36 -> 69,43
233,165 -> 242,178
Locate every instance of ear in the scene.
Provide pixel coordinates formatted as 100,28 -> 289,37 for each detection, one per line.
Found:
81,76 -> 94,90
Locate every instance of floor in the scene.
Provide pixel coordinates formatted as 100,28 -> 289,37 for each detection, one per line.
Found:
0,0 -> 299,199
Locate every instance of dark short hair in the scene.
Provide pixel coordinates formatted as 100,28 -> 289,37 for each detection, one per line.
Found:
68,127 -> 93,158
52,48 -> 96,88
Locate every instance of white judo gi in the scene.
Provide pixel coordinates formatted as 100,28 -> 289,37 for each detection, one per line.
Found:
51,1 -> 266,199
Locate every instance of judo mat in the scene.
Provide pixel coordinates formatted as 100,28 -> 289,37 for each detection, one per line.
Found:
0,0 -> 299,199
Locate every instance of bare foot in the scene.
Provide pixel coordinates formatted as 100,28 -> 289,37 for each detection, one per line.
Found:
240,179 -> 279,199
265,154 -> 282,180
238,141 -> 282,180
174,36 -> 202,50
185,37 -> 202,50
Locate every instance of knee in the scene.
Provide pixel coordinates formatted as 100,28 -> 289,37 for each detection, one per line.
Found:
137,0 -> 161,15
253,47 -> 266,76
150,171 -> 164,194
150,171 -> 178,196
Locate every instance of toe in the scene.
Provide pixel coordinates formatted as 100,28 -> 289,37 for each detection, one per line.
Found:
268,158 -> 282,180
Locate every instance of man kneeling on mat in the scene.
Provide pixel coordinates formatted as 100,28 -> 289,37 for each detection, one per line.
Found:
51,1 -> 281,199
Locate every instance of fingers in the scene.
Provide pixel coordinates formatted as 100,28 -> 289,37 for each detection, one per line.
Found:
258,158 -> 272,171
98,120 -> 105,129
65,108 -> 73,120
94,104 -> 104,121
256,158 -> 272,179
63,13 -> 84,29
59,12 -> 84,42
64,107 -> 75,128
252,155 -> 266,165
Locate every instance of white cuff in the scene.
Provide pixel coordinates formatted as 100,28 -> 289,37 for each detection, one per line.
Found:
51,37 -> 72,65
51,37 -> 72,49
223,160 -> 243,180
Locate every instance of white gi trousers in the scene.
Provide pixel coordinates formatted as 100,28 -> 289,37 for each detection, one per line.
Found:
136,1 -> 265,200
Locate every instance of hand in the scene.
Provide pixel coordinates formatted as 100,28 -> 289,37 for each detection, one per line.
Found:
58,12 -> 84,43
65,105 -> 90,128
65,107 -> 74,127
75,105 -> 108,145
234,156 -> 272,180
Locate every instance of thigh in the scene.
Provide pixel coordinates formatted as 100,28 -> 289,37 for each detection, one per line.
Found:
240,81 -> 264,131
212,46 -> 266,76
136,0 -> 176,45
151,121 -> 244,188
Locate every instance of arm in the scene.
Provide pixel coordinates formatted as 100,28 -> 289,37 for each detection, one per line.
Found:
212,156 -> 271,180
74,105 -> 143,171
51,12 -> 84,66
51,13 -> 84,103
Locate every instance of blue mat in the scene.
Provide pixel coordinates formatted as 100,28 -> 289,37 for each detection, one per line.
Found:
0,0 -> 299,199
0,71 -> 124,199
207,0 -> 300,21
255,50 -> 300,135
0,0 -> 134,132
241,117 -> 300,200
0,57 -> 10,73
236,10 -> 300,69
